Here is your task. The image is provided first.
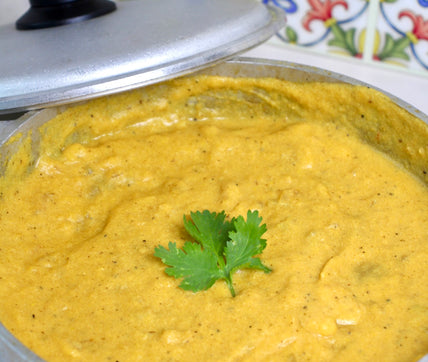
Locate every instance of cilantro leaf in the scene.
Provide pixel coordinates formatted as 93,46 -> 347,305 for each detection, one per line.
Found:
154,210 -> 271,297
155,241 -> 222,292
224,210 -> 270,274
183,210 -> 235,257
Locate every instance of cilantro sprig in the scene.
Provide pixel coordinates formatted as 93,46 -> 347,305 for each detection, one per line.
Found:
154,210 -> 271,297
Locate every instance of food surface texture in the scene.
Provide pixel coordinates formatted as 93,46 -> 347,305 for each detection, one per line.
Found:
0,76 -> 427,361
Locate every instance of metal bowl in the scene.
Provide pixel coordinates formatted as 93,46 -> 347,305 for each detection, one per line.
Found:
0,58 -> 427,361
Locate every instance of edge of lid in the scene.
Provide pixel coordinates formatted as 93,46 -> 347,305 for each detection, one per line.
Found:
0,0 -> 285,114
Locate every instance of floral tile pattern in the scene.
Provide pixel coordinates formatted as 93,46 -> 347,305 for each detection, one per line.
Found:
377,1 -> 428,71
263,0 -> 428,74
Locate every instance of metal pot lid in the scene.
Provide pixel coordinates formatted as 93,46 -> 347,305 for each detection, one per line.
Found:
0,0 -> 285,115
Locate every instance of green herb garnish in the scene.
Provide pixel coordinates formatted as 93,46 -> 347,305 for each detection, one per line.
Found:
154,210 -> 271,297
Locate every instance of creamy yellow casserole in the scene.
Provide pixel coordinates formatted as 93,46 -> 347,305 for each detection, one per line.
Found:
0,76 -> 427,361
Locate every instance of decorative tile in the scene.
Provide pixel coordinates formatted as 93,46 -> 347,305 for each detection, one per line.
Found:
376,0 -> 428,71
264,1 -> 372,57
264,0 -> 428,74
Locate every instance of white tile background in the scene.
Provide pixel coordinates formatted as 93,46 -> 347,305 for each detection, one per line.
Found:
263,0 -> 428,75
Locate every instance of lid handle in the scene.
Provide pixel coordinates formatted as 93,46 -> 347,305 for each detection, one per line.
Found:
16,0 -> 117,30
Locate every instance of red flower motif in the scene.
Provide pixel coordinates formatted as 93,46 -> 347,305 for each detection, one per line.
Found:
303,0 -> 348,31
399,10 -> 428,42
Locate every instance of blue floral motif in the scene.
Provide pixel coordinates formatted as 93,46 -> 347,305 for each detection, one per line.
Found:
275,2 -> 369,48
380,4 -> 428,70
262,0 -> 297,14
267,0 -> 427,72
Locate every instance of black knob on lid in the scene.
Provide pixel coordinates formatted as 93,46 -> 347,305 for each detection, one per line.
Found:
16,0 -> 117,30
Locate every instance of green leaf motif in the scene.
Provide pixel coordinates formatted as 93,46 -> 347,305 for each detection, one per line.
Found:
328,24 -> 358,56
285,26 -> 298,43
378,34 -> 410,61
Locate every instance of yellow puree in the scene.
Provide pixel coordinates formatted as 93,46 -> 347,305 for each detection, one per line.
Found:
0,76 -> 428,362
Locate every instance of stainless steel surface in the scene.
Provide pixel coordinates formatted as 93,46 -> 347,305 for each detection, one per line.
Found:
0,58 -> 427,361
0,0 -> 284,114
0,323 -> 43,362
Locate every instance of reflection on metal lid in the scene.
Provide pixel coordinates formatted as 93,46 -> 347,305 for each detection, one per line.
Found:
0,0 -> 285,114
